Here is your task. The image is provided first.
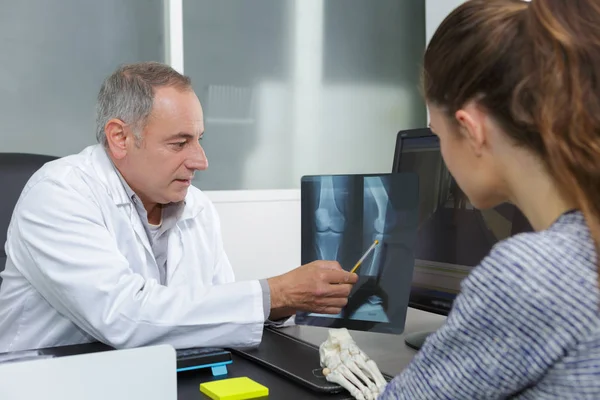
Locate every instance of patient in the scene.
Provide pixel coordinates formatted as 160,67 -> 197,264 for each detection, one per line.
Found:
379,0 -> 600,398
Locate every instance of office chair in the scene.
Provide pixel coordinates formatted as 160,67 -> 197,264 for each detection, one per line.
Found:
0,153 -> 58,285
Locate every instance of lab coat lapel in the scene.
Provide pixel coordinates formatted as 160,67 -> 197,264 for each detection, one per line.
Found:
166,226 -> 184,284
129,207 -> 154,259
166,193 -> 203,284
90,145 -> 154,259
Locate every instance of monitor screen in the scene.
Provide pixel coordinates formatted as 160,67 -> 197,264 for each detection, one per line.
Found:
393,130 -> 533,316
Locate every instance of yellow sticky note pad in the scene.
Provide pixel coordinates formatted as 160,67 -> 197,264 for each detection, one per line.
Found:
200,377 -> 269,400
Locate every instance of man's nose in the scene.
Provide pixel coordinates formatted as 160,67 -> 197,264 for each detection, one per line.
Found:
185,142 -> 208,171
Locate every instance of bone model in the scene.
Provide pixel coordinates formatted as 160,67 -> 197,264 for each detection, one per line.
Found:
319,328 -> 388,400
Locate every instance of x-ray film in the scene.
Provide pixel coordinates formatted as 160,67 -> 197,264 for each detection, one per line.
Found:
296,173 -> 419,334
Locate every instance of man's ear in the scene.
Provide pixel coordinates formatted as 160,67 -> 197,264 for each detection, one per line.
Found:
105,119 -> 128,159
454,102 -> 486,157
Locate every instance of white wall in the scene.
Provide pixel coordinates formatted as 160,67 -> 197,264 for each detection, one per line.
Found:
205,190 -> 301,281
426,0 -> 465,44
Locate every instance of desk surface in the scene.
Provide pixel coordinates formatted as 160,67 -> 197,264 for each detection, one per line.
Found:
279,307 -> 446,377
2,308 -> 446,399
187,308 -> 446,399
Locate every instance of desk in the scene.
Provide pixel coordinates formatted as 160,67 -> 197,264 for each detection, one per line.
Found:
180,308 -> 445,399
278,308 -> 446,376
3,308 -> 445,399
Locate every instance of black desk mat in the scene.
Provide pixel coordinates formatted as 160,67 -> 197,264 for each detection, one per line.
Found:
178,352 -> 357,400
223,327 -> 393,399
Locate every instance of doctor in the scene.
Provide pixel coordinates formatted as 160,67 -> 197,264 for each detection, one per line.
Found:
0,62 -> 357,353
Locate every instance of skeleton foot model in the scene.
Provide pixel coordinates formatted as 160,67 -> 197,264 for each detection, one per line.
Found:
320,328 -> 387,399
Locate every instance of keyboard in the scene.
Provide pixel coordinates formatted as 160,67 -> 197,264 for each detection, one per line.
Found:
175,347 -> 233,376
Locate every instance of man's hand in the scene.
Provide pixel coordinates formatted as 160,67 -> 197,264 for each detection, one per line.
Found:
267,261 -> 358,315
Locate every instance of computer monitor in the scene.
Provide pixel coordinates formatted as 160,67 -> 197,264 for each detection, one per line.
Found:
392,128 -> 533,349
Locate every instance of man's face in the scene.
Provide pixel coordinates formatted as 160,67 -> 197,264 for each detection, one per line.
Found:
111,86 -> 207,207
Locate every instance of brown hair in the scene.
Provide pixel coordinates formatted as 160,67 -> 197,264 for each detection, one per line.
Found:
423,0 -> 600,287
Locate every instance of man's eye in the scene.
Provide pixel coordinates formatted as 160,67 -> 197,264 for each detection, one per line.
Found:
172,141 -> 186,148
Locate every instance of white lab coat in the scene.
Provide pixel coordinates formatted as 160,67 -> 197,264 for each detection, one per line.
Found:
0,145 -> 265,353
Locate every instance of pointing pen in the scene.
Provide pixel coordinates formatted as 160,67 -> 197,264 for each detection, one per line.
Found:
349,239 -> 380,274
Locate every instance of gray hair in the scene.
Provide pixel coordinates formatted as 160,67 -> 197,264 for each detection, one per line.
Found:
95,62 -> 192,146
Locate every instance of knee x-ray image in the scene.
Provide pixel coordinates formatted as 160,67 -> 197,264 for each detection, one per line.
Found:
295,173 -> 420,334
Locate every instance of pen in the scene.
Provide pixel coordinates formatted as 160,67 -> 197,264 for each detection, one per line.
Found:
349,239 -> 379,274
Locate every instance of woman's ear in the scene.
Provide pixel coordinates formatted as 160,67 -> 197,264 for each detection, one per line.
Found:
455,102 -> 487,157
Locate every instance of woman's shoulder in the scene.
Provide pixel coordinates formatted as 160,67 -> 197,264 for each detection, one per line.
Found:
463,210 -> 598,310
486,210 -> 594,274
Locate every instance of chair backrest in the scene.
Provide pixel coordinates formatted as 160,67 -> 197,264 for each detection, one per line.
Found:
0,153 -> 58,279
